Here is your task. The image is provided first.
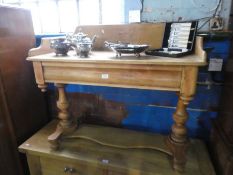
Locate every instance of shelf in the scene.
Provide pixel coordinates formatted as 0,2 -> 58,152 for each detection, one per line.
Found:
19,120 -> 215,175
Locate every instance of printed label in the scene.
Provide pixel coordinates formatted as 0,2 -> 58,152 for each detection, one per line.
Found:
101,74 -> 109,79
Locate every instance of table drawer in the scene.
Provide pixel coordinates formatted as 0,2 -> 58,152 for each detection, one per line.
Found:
43,65 -> 182,91
40,157 -> 104,175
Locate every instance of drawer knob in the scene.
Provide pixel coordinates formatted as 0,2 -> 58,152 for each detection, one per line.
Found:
64,167 -> 76,173
69,168 -> 75,173
64,167 -> 69,173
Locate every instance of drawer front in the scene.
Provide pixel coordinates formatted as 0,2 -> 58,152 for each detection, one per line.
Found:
43,64 -> 182,91
107,170 -> 126,175
40,157 -> 104,175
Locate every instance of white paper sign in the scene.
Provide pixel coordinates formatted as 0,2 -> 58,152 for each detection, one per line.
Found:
208,58 -> 223,71
129,10 -> 141,23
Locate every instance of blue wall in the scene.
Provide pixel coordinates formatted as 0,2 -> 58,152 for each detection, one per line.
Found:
124,0 -> 232,31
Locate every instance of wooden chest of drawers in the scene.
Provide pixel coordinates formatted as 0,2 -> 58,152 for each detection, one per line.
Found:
19,120 -> 215,175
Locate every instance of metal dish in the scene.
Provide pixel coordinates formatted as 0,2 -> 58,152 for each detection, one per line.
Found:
104,41 -> 149,57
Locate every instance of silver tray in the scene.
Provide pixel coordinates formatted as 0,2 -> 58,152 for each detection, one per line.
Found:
105,41 -> 149,57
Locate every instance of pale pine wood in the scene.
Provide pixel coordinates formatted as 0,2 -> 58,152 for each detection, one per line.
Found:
19,120 -> 216,175
27,51 -> 206,66
56,83 -> 72,129
42,62 -> 183,70
28,23 -> 165,56
29,37 -> 58,57
167,98 -> 190,171
27,36 -> 207,66
33,62 -> 47,92
195,36 -> 207,59
48,83 -> 76,150
166,66 -> 199,171
180,66 -> 199,102
74,23 -> 165,50
170,66 -> 199,143
43,65 -> 182,91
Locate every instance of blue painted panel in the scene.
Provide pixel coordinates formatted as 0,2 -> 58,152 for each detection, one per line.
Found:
204,40 -> 231,55
208,53 -> 229,63
190,85 -> 222,111
48,83 -> 221,112
76,84 -> 220,110
122,105 -> 174,134
122,104 -> 217,139
63,84 -> 178,107
35,33 -> 65,47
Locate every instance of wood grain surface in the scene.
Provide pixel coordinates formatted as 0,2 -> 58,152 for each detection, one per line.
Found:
74,23 -> 165,50
27,51 -> 206,66
19,120 -> 215,175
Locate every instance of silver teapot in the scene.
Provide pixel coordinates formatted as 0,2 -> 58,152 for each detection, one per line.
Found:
50,38 -> 72,56
68,32 -> 96,57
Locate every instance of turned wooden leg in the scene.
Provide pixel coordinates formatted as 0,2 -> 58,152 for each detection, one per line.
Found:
33,62 -> 48,92
56,84 -> 73,128
166,66 -> 198,172
48,83 -> 76,150
167,95 -> 192,172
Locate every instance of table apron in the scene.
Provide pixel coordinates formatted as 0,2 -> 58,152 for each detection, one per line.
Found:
41,63 -> 184,91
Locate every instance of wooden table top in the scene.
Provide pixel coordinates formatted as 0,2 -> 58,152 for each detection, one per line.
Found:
27,51 -> 207,66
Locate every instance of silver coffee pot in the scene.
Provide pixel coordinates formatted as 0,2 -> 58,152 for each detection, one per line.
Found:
68,32 -> 96,57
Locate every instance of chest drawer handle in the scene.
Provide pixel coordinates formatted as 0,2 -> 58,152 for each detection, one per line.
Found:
69,168 -> 75,173
64,167 -> 76,173
64,167 -> 69,173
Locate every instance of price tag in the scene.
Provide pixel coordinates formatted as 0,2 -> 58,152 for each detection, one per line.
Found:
101,159 -> 109,164
208,58 -> 223,71
101,73 -> 109,79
